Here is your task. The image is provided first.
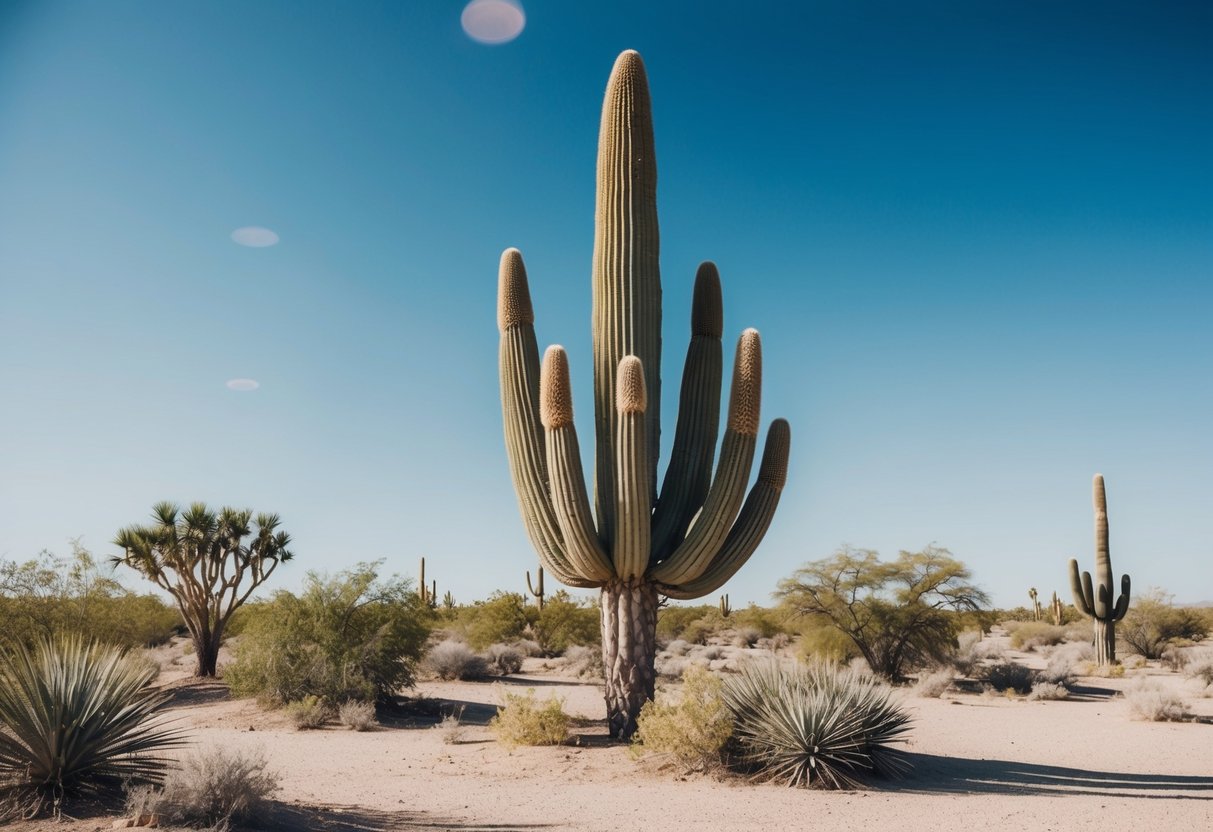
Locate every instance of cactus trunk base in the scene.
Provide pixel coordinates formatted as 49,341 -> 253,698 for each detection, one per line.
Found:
600,578 -> 659,739
1094,619 -> 1116,667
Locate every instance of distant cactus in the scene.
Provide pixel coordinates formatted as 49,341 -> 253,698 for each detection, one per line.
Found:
497,51 -> 791,738
418,557 -> 437,609
1050,591 -> 1064,626
526,566 -> 545,611
719,594 -> 731,619
1067,474 -> 1131,666
442,590 -> 456,611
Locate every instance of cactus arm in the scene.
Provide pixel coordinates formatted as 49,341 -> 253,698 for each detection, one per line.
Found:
650,263 -> 723,561
498,250 -> 594,587
1113,574 -> 1131,621
649,329 -> 762,586
592,50 -> 662,549
1068,558 -> 1094,617
659,419 -> 790,599
541,346 -> 615,584
613,356 -> 652,580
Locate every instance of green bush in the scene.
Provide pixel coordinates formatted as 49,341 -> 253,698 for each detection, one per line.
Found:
656,604 -> 715,643
796,618 -> 860,664
283,695 -> 329,729
1120,590 -> 1210,659
224,562 -> 430,705
1007,621 -> 1067,651
982,660 -> 1036,694
720,660 -> 912,789
0,637 -> 185,818
0,546 -> 181,652
490,689 -> 570,747
532,591 -> 599,654
730,604 -> 794,639
460,592 -> 531,650
634,665 -> 732,771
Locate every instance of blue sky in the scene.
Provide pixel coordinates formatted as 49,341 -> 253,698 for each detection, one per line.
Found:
1,1 -> 1209,608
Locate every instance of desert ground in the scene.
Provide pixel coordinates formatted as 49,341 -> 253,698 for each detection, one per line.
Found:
18,634 -> 1213,832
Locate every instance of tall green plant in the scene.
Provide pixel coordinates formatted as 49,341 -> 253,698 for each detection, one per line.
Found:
113,502 -> 293,676
498,50 -> 791,738
0,637 -> 185,818
1067,474 -> 1131,666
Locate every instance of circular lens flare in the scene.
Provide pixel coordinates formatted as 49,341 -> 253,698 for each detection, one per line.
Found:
461,0 -> 525,45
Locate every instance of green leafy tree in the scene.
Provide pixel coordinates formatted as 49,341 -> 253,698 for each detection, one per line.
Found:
224,562 -> 430,704
776,545 -> 989,680
1119,588 -> 1209,659
113,502 -> 292,677
533,590 -> 600,654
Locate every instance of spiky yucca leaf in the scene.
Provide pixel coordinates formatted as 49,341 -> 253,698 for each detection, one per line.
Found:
720,661 -> 912,789
0,637 -> 187,817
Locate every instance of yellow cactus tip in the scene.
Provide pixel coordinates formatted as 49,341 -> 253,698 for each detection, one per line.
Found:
758,418 -> 791,488
615,355 -> 647,414
540,346 -> 574,429
727,329 -> 763,436
497,248 -> 534,331
691,262 -> 723,338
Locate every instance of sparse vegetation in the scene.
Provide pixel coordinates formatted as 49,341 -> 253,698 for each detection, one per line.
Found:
720,660 -> 912,788
436,711 -> 467,745
913,667 -> 956,698
425,639 -> 488,680
1028,682 -> 1070,701
1007,621 -> 1068,651
0,637 -> 185,818
125,745 -> 278,828
982,660 -> 1037,694
284,695 -> 329,729
1119,589 -> 1209,660
634,666 -> 733,771
338,700 -> 378,731
225,563 -> 430,705
484,643 -> 524,676
490,689 -> 570,747
1124,679 -> 1188,722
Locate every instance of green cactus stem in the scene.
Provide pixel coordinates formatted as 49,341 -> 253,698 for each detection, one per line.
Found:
1050,591 -> 1063,626
719,594 -> 731,618
442,590 -> 456,611
496,50 -> 791,738
1067,474 -> 1131,666
418,558 -> 438,609
526,565 -> 545,611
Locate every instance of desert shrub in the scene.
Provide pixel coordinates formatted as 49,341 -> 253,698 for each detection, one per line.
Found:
756,633 -> 792,652
913,667 -> 955,698
484,643 -> 524,676
720,660 -> 912,789
436,711 -> 467,744
224,562 -> 429,705
981,660 -> 1036,694
948,629 -> 989,677
731,627 -> 763,648
1120,590 -> 1210,660
532,591 -> 599,654
1121,654 -> 1147,670
424,639 -> 488,680
1077,660 -> 1126,678
125,746 -> 277,828
796,617 -> 861,663
0,637 -> 185,818
634,666 -> 732,771
1183,651 -> 1213,685
552,644 -> 601,680
338,700 -> 378,731
678,617 -> 718,646
0,546 -> 181,653
1008,622 -> 1067,652
664,639 -> 692,657
514,638 -> 543,657
461,592 -> 531,651
490,689 -> 570,747
730,604 -> 793,639
284,695 -> 329,729
657,604 -> 715,643
777,546 -> 988,681
656,654 -> 690,680
1028,682 -> 1070,701
1124,679 -> 1188,721
1039,644 -> 1089,687
1162,645 -> 1190,672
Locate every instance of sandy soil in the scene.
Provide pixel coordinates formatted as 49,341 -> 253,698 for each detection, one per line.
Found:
15,637 -> 1213,832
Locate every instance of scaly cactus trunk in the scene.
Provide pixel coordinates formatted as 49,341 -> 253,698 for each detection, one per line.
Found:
497,51 -> 791,739
601,579 -> 659,738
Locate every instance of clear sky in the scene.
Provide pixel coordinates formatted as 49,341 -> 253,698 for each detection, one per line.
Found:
1,1 -> 1210,608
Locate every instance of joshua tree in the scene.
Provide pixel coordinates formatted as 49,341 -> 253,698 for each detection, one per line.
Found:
113,502 -> 292,676
526,565 -> 545,611
1028,587 -> 1041,621
1068,474 -> 1131,666
497,50 -> 790,738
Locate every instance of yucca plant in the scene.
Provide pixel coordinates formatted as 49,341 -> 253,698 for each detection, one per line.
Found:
720,661 -> 912,789
0,637 -> 186,818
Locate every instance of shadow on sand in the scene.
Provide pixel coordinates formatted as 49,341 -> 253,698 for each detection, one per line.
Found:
262,802 -> 554,831
884,753 -> 1213,799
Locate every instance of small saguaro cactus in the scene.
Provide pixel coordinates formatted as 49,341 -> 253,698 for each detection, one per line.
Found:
719,594 -> 731,618
418,557 -> 437,609
527,565 -> 546,611
442,590 -> 456,611
1028,587 -> 1041,621
1050,591 -> 1064,626
497,50 -> 791,738
1068,474 -> 1131,666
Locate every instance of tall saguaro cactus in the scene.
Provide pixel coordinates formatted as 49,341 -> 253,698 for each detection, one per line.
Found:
497,50 -> 791,738
1068,474 -> 1131,666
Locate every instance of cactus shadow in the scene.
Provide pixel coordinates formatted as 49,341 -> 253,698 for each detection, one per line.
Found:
377,696 -> 498,728
889,753 -> 1213,799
